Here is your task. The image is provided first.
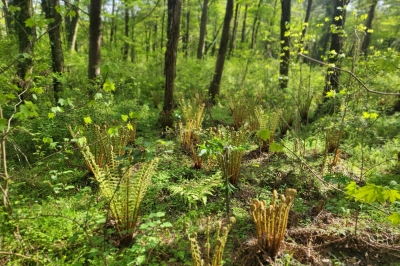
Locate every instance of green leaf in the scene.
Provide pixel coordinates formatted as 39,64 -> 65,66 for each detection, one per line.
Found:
353,183 -> 385,203
25,18 -> 35,27
388,212 -> 400,225
103,80 -> 115,92
345,181 -> 358,198
107,126 -> 119,137
0,118 -> 7,131
270,142 -> 284,152
48,113 -> 55,119
383,189 -> 400,203
121,114 -> 129,122
84,116 -> 92,125
256,129 -> 270,141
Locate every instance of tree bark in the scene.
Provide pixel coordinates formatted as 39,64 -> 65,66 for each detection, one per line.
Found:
109,0 -> 116,48
130,9 -> 136,63
313,0 -> 333,60
361,0 -> 378,55
41,0 -> 65,102
88,0 -> 102,90
299,0 -> 312,51
241,4 -> 248,44
228,3 -> 239,56
279,0 -> 291,89
123,6 -> 129,61
65,0 -> 80,52
250,0 -> 262,49
2,0 -> 12,34
184,8 -> 190,57
14,0 -> 35,97
208,0 -> 234,103
197,0 -> 209,59
323,0 -> 349,97
162,0 -> 181,128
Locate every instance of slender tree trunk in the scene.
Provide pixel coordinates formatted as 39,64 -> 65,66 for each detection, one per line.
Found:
88,0 -> 102,94
250,0 -> 262,49
130,9 -> 136,63
161,0 -> 181,128
153,20 -> 158,52
361,0 -> 378,55
208,0 -> 234,103
323,0 -> 349,97
197,0 -> 209,59
123,6 -> 129,61
313,0 -> 333,60
42,0 -> 65,102
241,4 -> 247,44
279,0 -> 291,89
109,0 -> 116,48
161,0 -> 166,50
184,8 -> 190,57
65,0 -> 80,52
14,0 -> 35,97
264,0 -> 278,57
2,0 -> 12,34
229,3 -> 239,56
299,0 -> 312,51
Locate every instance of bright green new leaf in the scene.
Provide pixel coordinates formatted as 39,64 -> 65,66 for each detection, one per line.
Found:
48,113 -> 55,119
353,183 -> 385,203
270,142 -> 284,152
345,181 -> 358,197
127,122 -> 133,130
121,115 -> 129,122
107,126 -> 119,137
103,80 -> 115,92
326,90 -> 336,98
43,137 -> 53,144
388,212 -> 400,225
84,116 -> 92,125
383,189 -> 400,203
256,129 -> 270,141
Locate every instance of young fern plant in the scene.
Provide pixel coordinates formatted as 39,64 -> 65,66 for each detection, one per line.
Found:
210,126 -> 249,185
254,106 -> 282,152
69,123 -> 136,173
251,189 -> 297,258
188,217 -> 236,266
178,98 -> 205,169
68,125 -> 158,243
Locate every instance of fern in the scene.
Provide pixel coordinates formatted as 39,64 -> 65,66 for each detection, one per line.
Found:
68,125 -> 158,240
168,172 -> 222,209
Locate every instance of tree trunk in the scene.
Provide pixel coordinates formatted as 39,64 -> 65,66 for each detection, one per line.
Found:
41,0 -> 65,102
2,0 -> 12,34
361,0 -> 378,55
299,0 -> 312,52
109,0 -> 116,48
313,0 -> 333,60
123,6 -> 129,61
241,4 -> 247,44
229,3 -> 239,56
161,0 -> 166,50
88,0 -> 102,92
14,0 -> 35,96
130,9 -> 136,63
197,0 -> 209,59
208,0 -> 234,103
323,0 -> 349,97
250,0 -> 262,49
279,0 -> 291,89
65,0 -> 80,52
153,21 -> 158,52
162,0 -> 181,128
184,9 -> 190,57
